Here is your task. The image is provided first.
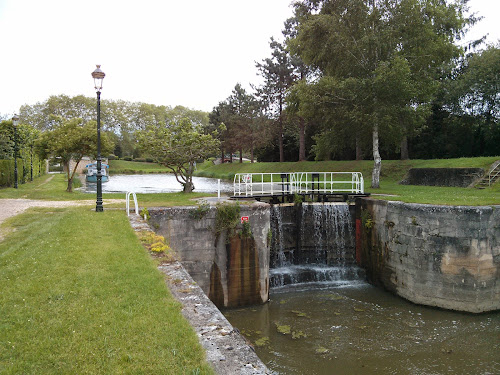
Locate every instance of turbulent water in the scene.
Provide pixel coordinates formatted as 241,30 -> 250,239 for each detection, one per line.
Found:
270,202 -> 361,288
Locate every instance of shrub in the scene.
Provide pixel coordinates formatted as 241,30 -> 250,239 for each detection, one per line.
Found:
140,207 -> 150,220
189,202 -> 210,220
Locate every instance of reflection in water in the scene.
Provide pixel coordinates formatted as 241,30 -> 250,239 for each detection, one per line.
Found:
223,283 -> 500,375
84,174 -> 233,194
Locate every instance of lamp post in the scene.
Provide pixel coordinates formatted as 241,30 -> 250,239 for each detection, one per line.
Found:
12,114 -> 19,189
91,65 -> 105,212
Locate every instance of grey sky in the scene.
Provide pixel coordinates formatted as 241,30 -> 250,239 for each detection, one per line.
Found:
0,0 -> 498,117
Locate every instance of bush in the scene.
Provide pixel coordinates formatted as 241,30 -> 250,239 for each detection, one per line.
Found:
145,158 -> 154,163
124,156 -> 133,161
134,158 -> 146,162
107,154 -> 117,160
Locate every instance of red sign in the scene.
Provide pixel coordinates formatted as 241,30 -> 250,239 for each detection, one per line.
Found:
241,216 -> 249,223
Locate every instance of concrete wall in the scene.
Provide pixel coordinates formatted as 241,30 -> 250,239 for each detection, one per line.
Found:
149,202 -> 270,308
357,198 -> 500,313
400,168 -> 484,187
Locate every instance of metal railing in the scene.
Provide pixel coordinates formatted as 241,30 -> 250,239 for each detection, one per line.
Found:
126,191 -> 139,216
233,172 -> 364,197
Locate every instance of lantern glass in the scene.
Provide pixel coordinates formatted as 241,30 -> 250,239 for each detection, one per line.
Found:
12,115 -> 19,127
91,65 -> 105,92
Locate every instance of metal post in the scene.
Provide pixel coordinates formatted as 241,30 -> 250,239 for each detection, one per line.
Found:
96,91 -> 103,212
218,179 -> 221,199
14,125 -> 18,189
30,143 -> 33,181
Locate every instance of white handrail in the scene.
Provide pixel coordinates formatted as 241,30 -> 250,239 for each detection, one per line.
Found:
233,172 -> 364,196
126,191 -> 139,216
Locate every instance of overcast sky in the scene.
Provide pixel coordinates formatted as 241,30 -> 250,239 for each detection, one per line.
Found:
0,0 -> 498,117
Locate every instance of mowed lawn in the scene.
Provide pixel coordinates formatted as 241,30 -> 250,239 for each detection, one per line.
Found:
0,207 -> 213,375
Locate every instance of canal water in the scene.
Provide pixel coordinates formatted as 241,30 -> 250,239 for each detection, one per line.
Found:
84,174 -> 233,194
223,283 -> 499,375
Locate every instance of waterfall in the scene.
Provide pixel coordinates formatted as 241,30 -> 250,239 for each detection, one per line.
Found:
270,202 -> 364,288
270,205 -> 292,267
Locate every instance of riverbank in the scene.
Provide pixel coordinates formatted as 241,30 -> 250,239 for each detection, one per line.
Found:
194,157 -> 500,205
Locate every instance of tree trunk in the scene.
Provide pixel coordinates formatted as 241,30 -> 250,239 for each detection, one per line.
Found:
356,137 -> 363,161
221,148 -> 224,163
183,163 -> 195,193
239,148 -> 243,163
298,118 -> 306,161
400,135 -> 409,160
371,124 -> 382,189
278,118 -> 284,163
183,180 -> 194,193
64,161 -> 72,192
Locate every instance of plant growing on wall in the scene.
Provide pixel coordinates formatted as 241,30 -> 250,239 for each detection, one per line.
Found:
189,202 -> 210,220
214,202 -> 240,242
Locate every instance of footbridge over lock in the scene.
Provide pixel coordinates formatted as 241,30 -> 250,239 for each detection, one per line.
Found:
232,171 -> 370,203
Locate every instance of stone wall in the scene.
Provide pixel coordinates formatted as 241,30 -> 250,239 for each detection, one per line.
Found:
400,168 -> 484,187
148,202 -> 270,308
357,198 -> 500,313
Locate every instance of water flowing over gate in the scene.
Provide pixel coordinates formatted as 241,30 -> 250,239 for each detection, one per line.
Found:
269,202 -> 365,288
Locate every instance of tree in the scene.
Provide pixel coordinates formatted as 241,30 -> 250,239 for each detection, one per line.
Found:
255,19 -> 311,162
138,118 -> 221,193
449,45 -> 500,155
39,118 -> 114,192
210,85 -> 262,163
290,0 -> 470,187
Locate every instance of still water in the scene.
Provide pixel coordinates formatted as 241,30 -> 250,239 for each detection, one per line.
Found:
84,174 -> 233,194
223,283 -> 499,375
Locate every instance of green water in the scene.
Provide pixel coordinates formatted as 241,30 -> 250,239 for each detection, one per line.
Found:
223,283 -> 499,375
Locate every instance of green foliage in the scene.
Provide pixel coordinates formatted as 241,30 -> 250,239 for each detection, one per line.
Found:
289,0 -> 470,184
38,117 -> 114,192
293,193 -> 303,205
361,209 -> 374,230
214,202 -> 241,240
240,220 -> 253,239
138,231 -> 172,257
189,202 -> 210,220
140,207 -> 150,220
137,118 -> 220,193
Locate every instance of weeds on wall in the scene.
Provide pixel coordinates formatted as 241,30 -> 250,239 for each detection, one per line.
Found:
189,202 -> 210,220
140,207 -> 150,220
138,230 -> 175,262
361,209 -> 374,230
240,220 -> 253,238
214,202 -> 240,242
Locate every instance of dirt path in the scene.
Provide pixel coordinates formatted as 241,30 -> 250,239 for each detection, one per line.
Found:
0,198 -> 123,241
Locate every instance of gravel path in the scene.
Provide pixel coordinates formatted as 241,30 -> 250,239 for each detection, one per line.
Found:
0,198 -> 123,241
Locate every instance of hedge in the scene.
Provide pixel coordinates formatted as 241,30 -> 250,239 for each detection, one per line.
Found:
0,158 -> 46,188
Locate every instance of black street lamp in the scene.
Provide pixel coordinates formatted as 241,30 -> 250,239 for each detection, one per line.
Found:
12,114 -> 19,189
91,65 -> 105,212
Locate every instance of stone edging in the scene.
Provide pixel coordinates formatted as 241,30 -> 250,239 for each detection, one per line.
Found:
128,213 -> 271,375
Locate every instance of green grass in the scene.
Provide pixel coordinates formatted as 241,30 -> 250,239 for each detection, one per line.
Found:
0,207 -> 214,375
2,158 -> 498,206
195,157 -> 500,206
0,174 -> 120,201
109,160 -> 171,174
